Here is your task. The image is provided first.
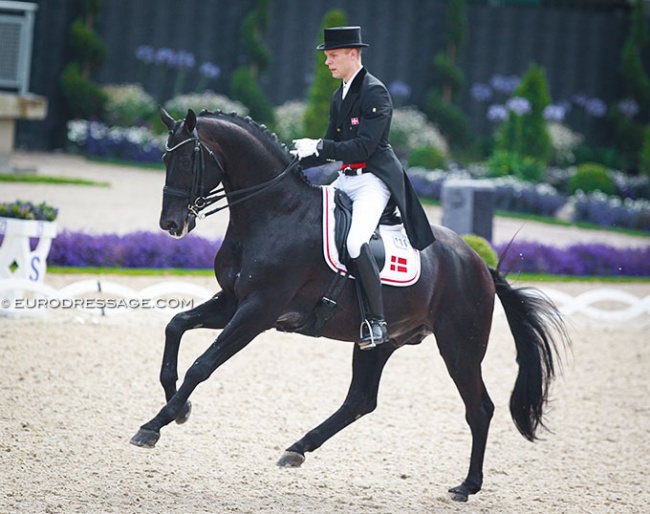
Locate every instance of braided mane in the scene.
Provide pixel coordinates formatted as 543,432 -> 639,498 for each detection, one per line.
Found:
197,109 -> 315,188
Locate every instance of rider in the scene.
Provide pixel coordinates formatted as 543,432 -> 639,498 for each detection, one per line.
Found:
294,26 -> 435,350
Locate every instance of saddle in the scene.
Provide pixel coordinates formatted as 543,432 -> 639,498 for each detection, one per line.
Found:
295,187 -> 421,338
333,188 -> 401,270
323,186 -> 420,287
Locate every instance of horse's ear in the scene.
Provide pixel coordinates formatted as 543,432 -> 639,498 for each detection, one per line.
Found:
160,106 -> 175,130
185,109 -> 197,133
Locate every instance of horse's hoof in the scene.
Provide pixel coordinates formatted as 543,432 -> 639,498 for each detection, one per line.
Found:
448,481 -> 479,502
130,428 -> 160,449
448,489 -> 469,502
175,401 -> 192,424
277,450 -> 305,468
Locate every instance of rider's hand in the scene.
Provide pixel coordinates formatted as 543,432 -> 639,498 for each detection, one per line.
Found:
292,138 -> 320,159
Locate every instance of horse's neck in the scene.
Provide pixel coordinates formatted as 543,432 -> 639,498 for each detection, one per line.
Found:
225,169 -> 318,230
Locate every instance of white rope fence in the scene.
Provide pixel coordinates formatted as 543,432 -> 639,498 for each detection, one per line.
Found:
1,279 -> 649,321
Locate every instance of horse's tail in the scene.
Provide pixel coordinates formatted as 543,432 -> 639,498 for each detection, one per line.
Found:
489,267 -> 569,441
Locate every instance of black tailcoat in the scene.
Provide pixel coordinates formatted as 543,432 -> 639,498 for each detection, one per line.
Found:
306,67 -> 435,250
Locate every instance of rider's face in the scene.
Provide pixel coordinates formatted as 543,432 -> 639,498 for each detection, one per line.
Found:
324,48 -> 360,83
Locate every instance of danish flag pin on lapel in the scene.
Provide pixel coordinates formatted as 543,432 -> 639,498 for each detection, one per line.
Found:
351,117 -> 359,125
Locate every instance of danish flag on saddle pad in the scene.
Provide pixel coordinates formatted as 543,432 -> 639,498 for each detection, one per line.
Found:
321,187 -> 421,287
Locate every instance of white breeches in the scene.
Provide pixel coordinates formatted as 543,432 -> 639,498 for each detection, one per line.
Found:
331,172 -> 391,259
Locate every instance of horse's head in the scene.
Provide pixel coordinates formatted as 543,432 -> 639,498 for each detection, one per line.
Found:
159,107 -> 223,237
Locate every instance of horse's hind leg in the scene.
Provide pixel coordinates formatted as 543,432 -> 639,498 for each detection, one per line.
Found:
435,318 -> 494,502
278,342 -> 397,467
160,291 -> 237,423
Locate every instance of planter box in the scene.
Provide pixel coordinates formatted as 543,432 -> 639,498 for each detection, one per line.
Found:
0,217 -> 57,283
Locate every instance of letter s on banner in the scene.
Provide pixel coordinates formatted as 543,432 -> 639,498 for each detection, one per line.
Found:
29,256 -> 41,282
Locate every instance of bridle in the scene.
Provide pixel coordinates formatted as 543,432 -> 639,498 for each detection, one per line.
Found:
162,126 -> 299,219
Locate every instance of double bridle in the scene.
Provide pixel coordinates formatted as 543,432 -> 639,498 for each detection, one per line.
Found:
162,127 -> 299,219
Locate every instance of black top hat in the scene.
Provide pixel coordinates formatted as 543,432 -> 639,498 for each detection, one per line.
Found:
316,26 -> 369,51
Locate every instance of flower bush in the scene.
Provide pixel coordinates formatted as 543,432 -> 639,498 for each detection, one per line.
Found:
48,231 -> 220,269
390,107 -> 449,160
491,176 -> 566,217
407,164 -> 650,230
0,200 -> 58,221
274,100 -> 306,145
102,84 -> 157,127
44,230 -> 649,276
569,191 -> 650,231
495,240 -> 650,277
163,92 -> 248,122
547,122 -> 583,166
67,120 -> 165,164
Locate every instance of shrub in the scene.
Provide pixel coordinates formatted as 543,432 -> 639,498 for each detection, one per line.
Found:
495,63 -> 553,165
103,84 -> 157,127
59,62 -> 107,119
568,162 -> 616,195
640,125 -> 650,179
163,92 -> 248,125
487,150 -> 546,182
548,122 -> 584,166
229,67 -> 276,129
66,120 -> 165,164
462,234 -> 498,268
230,0 -> 275,128
390,107 -> 449,160
407,146 -> 447,170
572,144 -> 622,169
491,176 -> 566,217
274,100 -> 306,145
423,89 -> 469,149
570,191 -> 650,231
59,2 -> 106,120
496,240 -> 650,276
48,231 -> 220,269
44,230 -> 650,276
303,9 -> 347,138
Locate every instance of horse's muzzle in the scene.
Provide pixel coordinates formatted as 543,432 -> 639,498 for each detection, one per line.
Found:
160,213 -> 196,238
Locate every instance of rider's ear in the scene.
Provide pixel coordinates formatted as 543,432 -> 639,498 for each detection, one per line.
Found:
185,109 -> 197,133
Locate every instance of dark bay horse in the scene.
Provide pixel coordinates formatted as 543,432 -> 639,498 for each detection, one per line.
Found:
130,107 -> 569,502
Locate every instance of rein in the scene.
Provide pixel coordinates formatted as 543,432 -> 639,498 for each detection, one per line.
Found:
163,128 -> 299,219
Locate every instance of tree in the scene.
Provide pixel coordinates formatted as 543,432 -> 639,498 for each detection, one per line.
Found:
495,63 -> 553,165
612,0 -> 650,172
423,0 -> 468,150
230,0 -> 275,128
302,9 -> 347,138
59,0 -> 107,119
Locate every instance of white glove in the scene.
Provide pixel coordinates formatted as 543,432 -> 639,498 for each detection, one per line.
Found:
292,138 -> 320,159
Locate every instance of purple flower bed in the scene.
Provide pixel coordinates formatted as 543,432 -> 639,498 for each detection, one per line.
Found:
41,230 -> 649,277
570,192 -> 650,231
495,241 -> 650,277
84,133 -> 163,164
48,231 -> 221,269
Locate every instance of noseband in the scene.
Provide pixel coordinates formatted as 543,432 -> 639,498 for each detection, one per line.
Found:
163,127 -> 299,219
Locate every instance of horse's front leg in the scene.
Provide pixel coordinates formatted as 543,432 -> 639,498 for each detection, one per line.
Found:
160,291 -> 238,425
278,342 -> 397,467
131,294 -> 276,448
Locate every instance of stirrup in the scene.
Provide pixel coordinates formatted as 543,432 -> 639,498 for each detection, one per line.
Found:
357,319 -> 389,350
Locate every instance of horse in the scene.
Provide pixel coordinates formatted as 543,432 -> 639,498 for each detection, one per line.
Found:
130,107 -> 569,502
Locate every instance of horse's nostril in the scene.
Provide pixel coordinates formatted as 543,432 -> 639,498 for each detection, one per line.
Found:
161,219 -> 177,231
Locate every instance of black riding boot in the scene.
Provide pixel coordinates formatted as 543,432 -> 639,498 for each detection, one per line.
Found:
353,243 -> 389,350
